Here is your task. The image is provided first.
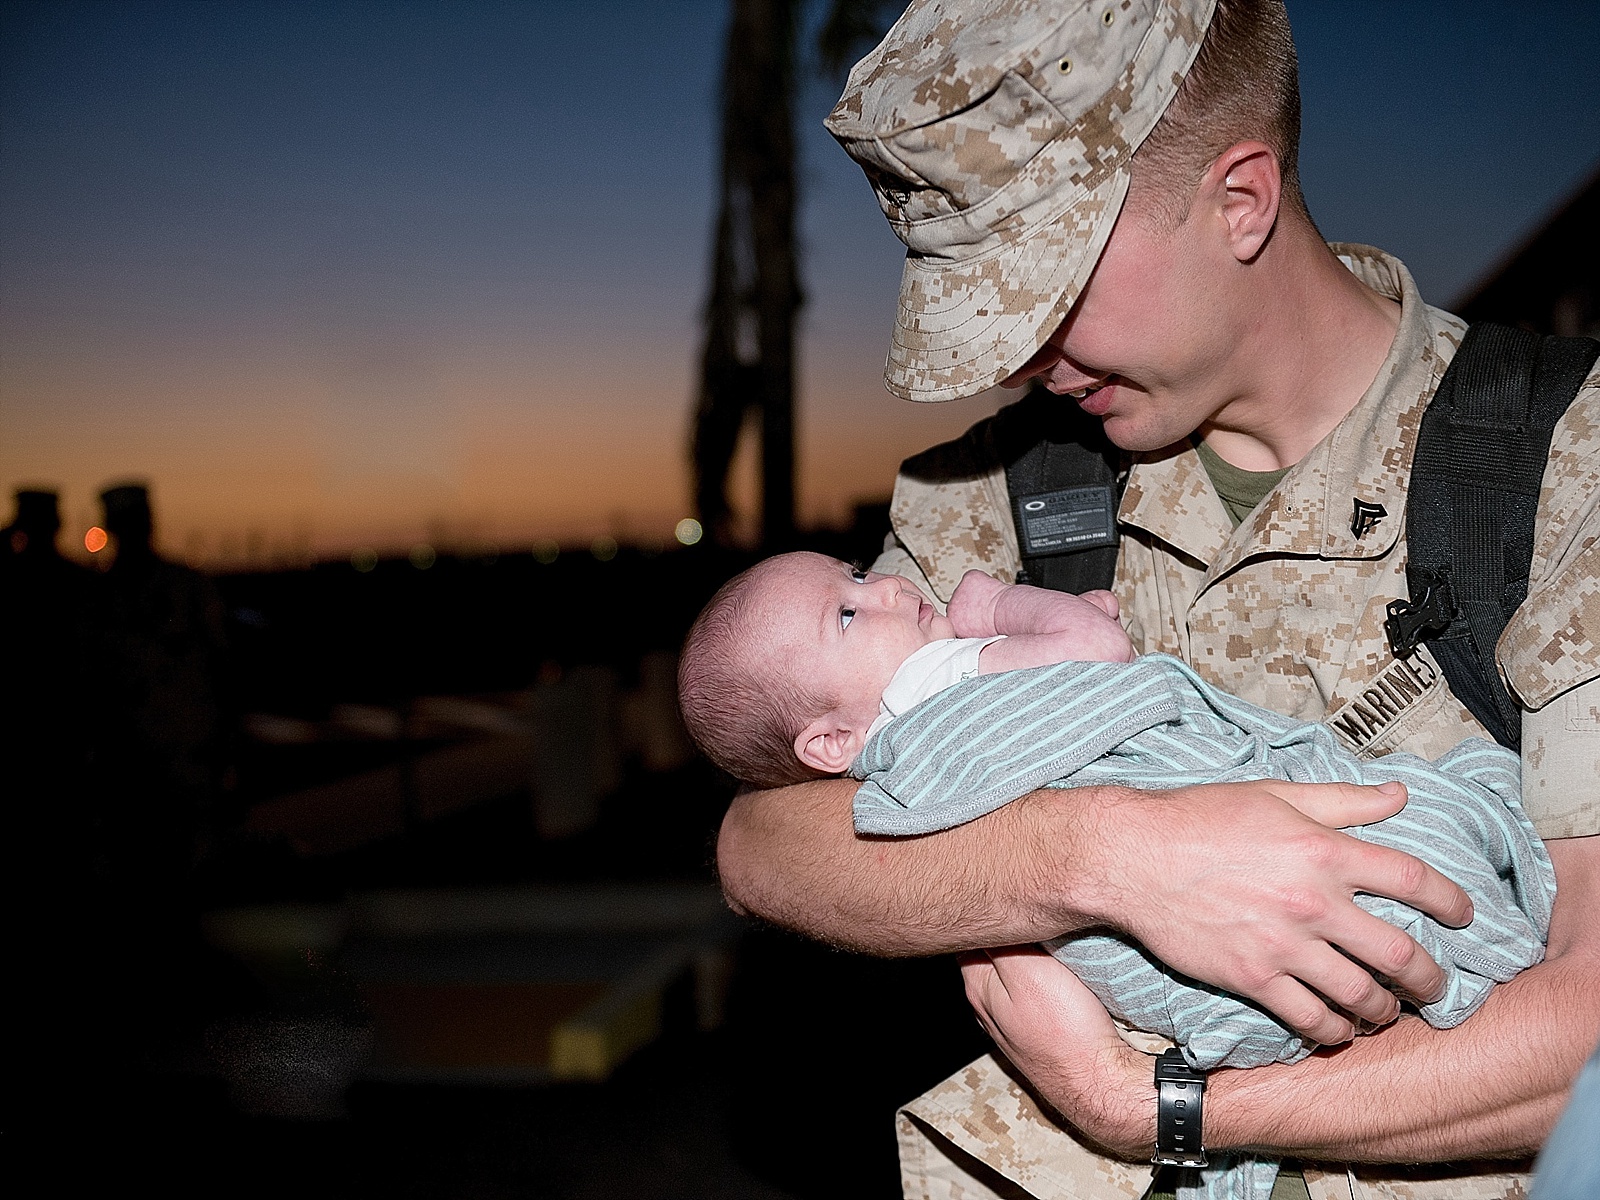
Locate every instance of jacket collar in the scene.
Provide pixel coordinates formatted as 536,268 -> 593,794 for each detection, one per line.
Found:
1119,245 -> 1466,590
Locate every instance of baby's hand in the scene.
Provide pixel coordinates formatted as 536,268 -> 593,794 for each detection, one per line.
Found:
948,570 -> 1009,638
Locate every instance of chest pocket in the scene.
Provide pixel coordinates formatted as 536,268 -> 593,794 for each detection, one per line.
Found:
997,386 -> 1122,596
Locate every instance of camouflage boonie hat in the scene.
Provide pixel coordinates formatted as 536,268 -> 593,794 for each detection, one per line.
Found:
826,0 -> 1216,402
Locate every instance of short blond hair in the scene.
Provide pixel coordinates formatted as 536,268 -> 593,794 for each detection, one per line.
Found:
1131,0 -> 1307,224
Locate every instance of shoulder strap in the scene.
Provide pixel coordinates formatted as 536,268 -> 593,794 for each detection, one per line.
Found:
1385,323 -> 1600,750
996,387 -> 1123,595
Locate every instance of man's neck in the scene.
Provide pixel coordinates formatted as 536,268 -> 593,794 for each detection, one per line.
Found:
1199,221 -> 1401,472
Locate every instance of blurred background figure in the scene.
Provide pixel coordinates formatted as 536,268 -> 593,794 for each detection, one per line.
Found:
2,486 -> 96,849
95,481 -> 231,867
1531,1037 -> 1600,1200
89,482 -> 233,1052
2,488 -> 100,1114
1,488 -> 94,730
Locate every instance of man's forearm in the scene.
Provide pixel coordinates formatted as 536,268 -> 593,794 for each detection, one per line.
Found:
1209,964 -> 1590,1159
725,776 -> 1481,1043
1209,835 -> 1600,1161
960,838 -> 1597,1164
716,778 -> 1102,955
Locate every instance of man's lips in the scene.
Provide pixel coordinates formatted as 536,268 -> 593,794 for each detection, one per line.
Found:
1071,377 -> 1117,416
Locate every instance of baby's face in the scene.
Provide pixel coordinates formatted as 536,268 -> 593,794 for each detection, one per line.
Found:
753,553 -> 954,726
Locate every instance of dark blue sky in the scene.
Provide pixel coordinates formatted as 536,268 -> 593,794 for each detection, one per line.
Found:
3,0 -> 1597,555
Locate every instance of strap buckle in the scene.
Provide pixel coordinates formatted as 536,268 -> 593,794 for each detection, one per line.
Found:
1385,569 -> 1457,657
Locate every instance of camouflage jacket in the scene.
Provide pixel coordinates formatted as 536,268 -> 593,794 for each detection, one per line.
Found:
877,244 -> 1600,841
877,246 -> 1597,1200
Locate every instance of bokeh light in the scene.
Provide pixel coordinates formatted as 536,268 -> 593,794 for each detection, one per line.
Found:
351,547 -> 378,573
84,526 -> 108,553
674,518 -> 703,546
533,541 -> 559,565
590,536 -> 618,562
409,543 -> 437,570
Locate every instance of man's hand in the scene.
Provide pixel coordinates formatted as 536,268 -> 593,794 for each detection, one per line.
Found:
718,775 -> 1471,1041
1061,779 -> 1473,1044
964,838 -> 1600,1163
962,947 -> 1151,1157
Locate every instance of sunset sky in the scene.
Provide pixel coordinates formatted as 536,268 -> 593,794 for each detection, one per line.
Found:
3,0 -> 1598,564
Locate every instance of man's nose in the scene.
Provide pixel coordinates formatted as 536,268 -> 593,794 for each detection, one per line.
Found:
1036,354 -> 1109,396
1001,341 -> 1061,389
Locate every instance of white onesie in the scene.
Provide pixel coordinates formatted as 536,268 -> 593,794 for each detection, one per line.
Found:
865,636 -> 1004,741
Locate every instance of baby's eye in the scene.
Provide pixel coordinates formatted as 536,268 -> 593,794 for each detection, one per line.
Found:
850,567 -> 868,583
840,607 -> 856,631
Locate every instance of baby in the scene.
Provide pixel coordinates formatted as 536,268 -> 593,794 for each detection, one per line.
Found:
678,550 -> 1135,789
680,551 -> 1555,1200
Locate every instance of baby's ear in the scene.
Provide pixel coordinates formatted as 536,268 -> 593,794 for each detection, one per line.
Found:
794,715 -> 864,775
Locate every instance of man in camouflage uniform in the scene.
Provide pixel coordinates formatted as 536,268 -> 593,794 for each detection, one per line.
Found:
716,2 -> 1600,1198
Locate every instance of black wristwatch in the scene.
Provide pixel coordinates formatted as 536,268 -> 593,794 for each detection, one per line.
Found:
1152,1048 -> 1207,1168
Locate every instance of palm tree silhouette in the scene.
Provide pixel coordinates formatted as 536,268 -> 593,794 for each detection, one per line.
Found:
691,0 -> 902,549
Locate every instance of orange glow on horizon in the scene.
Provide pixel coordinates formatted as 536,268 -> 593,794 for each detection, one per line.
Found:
5,337 -> 1012,569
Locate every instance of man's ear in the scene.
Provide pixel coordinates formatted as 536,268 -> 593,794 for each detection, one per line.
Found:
794,714 -> 865,775
1205,140 -> 1282,264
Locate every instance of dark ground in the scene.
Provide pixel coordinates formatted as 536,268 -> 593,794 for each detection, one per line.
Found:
39,944 -> 986,1200
11,526 -> 994,1197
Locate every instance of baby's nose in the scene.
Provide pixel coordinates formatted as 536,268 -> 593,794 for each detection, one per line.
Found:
871,575 -> 907,603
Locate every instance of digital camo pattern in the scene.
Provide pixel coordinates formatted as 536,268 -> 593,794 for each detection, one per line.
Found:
1489,355 -> 1600,838
888,412 -> 1023,599
898,1056 -> 1532,1200
826,0 -> 1216,403
898,1054 -> 1155,1200
884,246 -> 1600,837
1518,674 -> 1600,839
874,247 -> 1594,1199
1343,1165 -> 1533,1200
1498,359 -> 1600,708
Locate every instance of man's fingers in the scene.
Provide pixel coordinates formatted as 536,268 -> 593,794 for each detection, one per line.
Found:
1350,837 -> 1475,931
961,946 -> 1124,1056
1252,907 -> 1444,1039
1283,942 -> 1402,1031
960,953 -> 1003,1037
1271,781 -> 1475,930
1328,895 -> 1451,1005
1251,974 -> 1358,1046
1271,779 -> 1407,828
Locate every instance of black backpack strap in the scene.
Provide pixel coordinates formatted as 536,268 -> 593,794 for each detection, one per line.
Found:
1386,323 -> 1600,750
995,387 -> 1123,594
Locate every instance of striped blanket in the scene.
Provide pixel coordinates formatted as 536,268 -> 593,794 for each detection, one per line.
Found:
849,654 -> 1554,1200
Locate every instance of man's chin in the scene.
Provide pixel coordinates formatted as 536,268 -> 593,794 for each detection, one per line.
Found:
1098,413 -> 1187,454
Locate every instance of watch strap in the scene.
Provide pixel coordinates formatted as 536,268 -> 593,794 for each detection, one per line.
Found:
1152,1048 -> 1207,1168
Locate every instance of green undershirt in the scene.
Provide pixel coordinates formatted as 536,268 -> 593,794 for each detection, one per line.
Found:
1193,437 -> 1291,528
1147,438 -> 1310,1200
